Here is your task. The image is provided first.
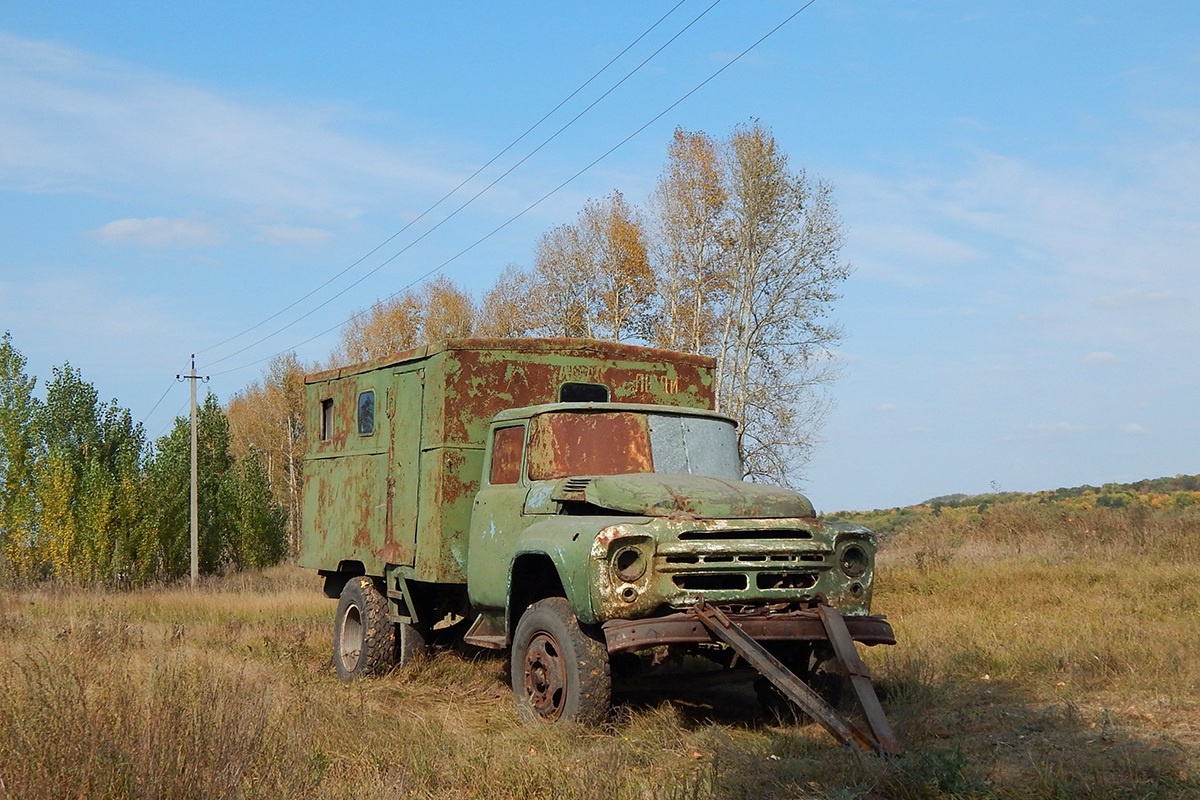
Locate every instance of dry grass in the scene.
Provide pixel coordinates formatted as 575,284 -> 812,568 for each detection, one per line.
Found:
2,506 -> 1198,799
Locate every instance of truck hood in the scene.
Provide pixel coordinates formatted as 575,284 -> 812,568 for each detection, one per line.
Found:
574,473 -> 815,519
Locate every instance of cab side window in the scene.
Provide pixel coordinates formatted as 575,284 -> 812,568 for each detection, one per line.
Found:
320,398 -> 334,441
489,426 -> 525,485
357,390 -> 375,436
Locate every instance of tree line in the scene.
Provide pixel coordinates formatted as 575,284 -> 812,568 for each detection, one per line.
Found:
0,332 -> 287,585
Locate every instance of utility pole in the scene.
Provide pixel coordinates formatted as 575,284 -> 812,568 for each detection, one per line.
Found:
178,356 -> 209,587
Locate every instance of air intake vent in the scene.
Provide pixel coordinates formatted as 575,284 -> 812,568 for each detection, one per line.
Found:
562,478 -> 593,493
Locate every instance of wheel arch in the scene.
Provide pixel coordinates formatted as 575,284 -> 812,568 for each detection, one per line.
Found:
320,560 -> 368,598
507,551 -> 573,635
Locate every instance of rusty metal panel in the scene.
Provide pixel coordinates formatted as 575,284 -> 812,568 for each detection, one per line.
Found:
414,445 -> 481,582
299,369 -> 394,573
428,339 -> 716,450
527,412 -> 653,480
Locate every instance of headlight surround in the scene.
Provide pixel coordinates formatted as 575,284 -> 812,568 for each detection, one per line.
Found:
612,545 -> 648,583
838,542 -> 869,578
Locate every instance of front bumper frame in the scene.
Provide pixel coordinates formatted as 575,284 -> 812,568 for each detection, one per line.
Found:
601,608 -> 895,654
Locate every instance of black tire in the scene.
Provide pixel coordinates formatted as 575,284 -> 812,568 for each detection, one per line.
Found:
510,597 -> 611,725
395,621 -> 429,667
333,576 -> 394,680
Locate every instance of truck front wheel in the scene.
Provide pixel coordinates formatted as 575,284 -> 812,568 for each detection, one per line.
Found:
510,597 -> 611,725
333,576 -> 395,680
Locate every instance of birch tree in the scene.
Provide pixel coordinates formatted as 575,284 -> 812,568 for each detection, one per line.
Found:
712,122 -> 849,484
581,191 -> 655,342
478,264 -> 539,338
420,275 -> 476,342
227,351 -> 306,553
528,222 -> 594,337
334,291 -> 424,365
650,128 -> 728,353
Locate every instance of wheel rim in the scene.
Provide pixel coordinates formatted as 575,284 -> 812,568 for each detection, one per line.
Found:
337,604 -> 363,672
521,631 -> 568,721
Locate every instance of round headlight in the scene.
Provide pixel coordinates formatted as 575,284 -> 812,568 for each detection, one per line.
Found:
839,544 -> 869,578
613,546 -> 647,583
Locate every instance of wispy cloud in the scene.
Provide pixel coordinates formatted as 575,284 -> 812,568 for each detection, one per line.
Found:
0,33 -> 453,216
92,216 -> 220,247
842,110 -> 1200,363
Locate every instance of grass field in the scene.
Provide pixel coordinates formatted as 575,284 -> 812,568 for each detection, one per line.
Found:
2,503 -> 1198,799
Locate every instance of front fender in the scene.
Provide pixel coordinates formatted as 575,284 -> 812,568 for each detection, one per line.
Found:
508,516 -> 648,626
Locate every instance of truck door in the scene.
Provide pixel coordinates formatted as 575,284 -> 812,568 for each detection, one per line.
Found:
388,369 -> 423,566
467,422 -> 529,611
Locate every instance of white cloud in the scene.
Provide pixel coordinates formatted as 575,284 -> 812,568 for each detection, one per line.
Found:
1123,422 -> 1150,435
92,216 -> 219,248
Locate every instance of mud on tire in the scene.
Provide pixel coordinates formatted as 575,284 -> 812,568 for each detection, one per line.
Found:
510,597 -> 611,725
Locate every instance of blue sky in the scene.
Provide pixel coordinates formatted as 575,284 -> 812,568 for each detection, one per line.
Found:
1,2 -> 1197,510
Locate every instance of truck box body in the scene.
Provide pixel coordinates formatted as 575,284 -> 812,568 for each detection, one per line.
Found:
299,338 -> 716,583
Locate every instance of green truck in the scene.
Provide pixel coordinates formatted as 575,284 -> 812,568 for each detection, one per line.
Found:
300,338 -> 896,734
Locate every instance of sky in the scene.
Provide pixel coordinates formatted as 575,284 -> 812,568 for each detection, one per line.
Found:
1,1 -> 1197,511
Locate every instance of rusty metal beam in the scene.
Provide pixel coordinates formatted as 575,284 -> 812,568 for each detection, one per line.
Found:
602,609 -> 895,654
817,605 -> 904,757
691,600 -> 880,754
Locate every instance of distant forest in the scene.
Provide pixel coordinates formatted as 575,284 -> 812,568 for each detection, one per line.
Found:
832,474 -> 1200,534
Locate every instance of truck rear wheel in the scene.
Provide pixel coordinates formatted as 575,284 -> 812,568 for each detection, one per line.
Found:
333,577 -> 394,680
395,621 -> 428,667
510,597 -> 611,725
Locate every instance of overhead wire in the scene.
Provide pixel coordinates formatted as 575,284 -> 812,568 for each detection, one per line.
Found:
139,376 -> 179,428
211,0 -> 819,379
200,0 -> 722,371
195,0 -> 693,361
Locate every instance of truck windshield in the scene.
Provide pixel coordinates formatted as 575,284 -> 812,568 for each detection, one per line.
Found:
526,411 -> 742,481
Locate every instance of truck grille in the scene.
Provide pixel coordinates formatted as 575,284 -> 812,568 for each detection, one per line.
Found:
658,540 -> 827,598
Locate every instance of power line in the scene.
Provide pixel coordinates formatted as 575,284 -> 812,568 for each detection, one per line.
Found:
201,0 -> 722,371
139,375 -> 180,428
211,1 -> 818,379
196,0 -> 694,362
156,396 -> 191,440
